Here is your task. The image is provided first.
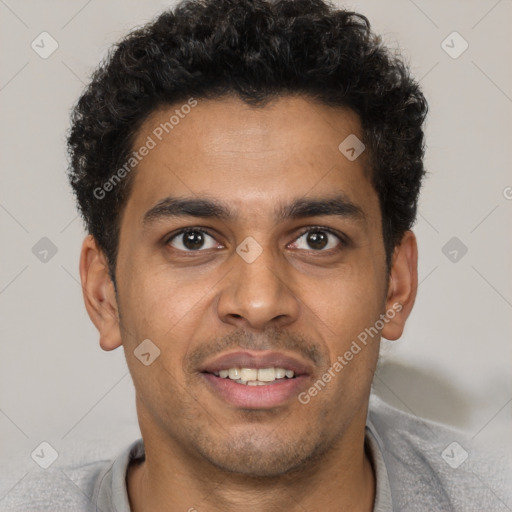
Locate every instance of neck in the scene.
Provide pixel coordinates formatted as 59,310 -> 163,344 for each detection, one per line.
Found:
127,411 -> 376,512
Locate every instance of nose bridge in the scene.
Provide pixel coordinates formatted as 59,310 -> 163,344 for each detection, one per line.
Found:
217,237 -> 299,329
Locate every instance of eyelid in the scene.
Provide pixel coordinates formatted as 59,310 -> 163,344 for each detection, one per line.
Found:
164,227 -> 222,250
164,225 -> 349,252
291,225 -> 349,246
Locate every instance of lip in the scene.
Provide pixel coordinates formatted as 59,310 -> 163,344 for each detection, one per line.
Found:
201,373 -> 310,409
199,350 -> 313,375
199,350 -> 313,409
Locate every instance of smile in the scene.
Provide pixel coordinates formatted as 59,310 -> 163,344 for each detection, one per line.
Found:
211,367 -> 296,385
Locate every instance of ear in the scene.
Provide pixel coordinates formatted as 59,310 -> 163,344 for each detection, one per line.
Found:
79,234 -> 123,351
381,230 -> 418,341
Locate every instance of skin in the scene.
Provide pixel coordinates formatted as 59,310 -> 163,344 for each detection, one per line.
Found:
80,95 -> 418,512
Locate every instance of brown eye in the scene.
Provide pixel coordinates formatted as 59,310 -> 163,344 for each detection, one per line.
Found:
168,229 -> 218,251
306,230 -> 329,250
292,228 -> 342,251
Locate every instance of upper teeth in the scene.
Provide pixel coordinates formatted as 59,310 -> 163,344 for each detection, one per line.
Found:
215,367 -> 295,383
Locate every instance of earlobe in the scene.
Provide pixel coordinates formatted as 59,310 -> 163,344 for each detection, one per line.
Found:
381,230 -> 418,341
79,235 -> 123,351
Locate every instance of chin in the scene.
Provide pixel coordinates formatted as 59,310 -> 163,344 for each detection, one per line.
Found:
196,431 -> 320,477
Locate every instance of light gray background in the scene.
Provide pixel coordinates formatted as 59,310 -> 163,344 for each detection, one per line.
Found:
1,0 -> 511,500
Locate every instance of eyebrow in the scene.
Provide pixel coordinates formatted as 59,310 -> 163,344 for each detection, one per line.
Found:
141,194 -> 367,227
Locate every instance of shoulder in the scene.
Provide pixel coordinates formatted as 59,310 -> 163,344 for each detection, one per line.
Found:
367,393 -> 512,511
0,460 -> 107,511
0,438 -> 137,512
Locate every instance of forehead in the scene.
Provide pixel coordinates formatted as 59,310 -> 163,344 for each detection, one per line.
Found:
123,95 -> 378,225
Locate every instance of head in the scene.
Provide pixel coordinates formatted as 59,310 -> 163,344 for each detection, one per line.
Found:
70,0 -> 426,477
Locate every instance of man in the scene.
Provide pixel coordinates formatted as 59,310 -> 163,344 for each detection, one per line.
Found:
3,0 -> 508,511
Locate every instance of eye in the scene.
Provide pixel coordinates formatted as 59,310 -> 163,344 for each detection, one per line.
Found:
167,229 -> 220,251
290,228 -> 344,252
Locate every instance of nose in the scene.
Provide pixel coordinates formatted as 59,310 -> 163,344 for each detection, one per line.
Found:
216,242 -> 300,331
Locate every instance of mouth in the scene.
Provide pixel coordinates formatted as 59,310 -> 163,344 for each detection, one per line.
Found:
207,366 -> 297,385
199,351 -> 312,409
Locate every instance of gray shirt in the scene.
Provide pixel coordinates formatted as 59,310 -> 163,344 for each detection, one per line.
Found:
1,394 -> 510,511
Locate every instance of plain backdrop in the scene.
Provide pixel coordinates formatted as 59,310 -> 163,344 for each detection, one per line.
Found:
1,0 -> 511,489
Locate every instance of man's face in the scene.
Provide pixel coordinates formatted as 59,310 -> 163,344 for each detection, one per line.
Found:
110,95 -> 390,476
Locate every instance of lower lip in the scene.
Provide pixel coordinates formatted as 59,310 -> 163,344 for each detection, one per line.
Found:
201,373 -> 309,409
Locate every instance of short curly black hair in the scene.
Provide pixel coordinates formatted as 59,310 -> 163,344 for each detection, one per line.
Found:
67,0 -> 428,284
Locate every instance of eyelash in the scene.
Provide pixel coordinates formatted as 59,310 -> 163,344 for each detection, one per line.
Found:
164,226 -> 349,253
293,226 -> 349,252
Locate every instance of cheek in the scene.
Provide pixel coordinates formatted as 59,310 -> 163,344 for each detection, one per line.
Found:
120,268 -> 218,378
310,262 -> 384,334
300,281 -> 382,417
305,269 -> 385,395
123,266 -> 209,332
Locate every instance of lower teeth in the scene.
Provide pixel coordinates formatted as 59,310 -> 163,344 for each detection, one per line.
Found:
234,378 -> 285,386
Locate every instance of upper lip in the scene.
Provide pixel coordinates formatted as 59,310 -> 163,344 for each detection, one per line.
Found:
199,350 -> 313,376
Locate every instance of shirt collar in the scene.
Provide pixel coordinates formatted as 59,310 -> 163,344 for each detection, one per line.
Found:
365,420 -> 394,512
96,423 -> 392,512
